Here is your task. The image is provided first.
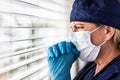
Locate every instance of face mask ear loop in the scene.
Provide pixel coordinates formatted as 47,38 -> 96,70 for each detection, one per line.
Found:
99,40 -> 106,47
90,26 -> 102,34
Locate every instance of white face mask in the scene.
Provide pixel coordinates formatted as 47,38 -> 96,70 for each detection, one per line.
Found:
70,27 -> 106,62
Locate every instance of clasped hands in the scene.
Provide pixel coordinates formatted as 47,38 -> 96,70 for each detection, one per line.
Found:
48,41 -> 80,80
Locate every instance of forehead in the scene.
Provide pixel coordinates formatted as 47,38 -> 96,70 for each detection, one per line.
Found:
70,21 -> 96,26
70,21 -> 97,30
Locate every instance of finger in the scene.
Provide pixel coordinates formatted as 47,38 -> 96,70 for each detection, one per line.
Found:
58,41 -> 66,55
66,42 -> 72,54
70,41 -> 76,48
48,47 -> 55,57
72,48 -> 80,60
53,44 -> 60,57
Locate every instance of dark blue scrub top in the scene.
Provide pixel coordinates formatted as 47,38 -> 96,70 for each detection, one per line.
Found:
74,56 -> 120,80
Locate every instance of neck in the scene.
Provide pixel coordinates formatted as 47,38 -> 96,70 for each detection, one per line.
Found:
94,42 -> 119,75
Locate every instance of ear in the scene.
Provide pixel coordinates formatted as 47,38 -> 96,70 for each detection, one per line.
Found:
104,26 -> 115,40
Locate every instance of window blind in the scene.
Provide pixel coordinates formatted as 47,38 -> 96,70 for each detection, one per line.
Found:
0,0 -> 72,80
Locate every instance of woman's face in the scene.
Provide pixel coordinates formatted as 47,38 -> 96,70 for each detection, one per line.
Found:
70,21 -> 106,46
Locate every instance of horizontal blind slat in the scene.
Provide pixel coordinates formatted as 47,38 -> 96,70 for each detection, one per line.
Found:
0,54 -> 47,74
0,46 -> 47,59
8,61 -> 48,80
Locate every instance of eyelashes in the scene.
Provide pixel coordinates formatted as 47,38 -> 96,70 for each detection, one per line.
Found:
75,26 -> 85,29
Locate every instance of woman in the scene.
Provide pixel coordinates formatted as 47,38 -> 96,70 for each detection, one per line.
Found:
71,22 -> 120,80
48,0 -> 120,80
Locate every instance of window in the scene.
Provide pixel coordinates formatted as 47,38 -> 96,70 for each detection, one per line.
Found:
0,0 -> 71,80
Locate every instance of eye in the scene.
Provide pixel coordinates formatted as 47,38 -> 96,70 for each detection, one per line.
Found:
70,24 -> 85,32
75,25 -> 85,29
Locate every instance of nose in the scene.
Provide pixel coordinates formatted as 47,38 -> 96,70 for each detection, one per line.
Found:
71,27 -> 76,32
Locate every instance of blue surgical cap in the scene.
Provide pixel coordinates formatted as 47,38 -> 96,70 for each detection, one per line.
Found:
70,0 -> 120,30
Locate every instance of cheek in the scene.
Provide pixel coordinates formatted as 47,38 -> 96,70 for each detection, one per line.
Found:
91,31 -> 106,46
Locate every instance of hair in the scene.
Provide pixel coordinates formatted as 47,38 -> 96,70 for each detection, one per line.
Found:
113,29 -> 120,51
114,0 -> 120,50
117,0 -> 120,3
113,0 -> 120,51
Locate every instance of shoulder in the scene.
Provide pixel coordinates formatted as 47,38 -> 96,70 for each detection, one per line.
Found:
107,56 -> 120,79
112,56 -> 120,70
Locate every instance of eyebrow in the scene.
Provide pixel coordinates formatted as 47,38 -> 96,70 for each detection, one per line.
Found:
70,22 -> 86,27
73,23 -> 85,27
